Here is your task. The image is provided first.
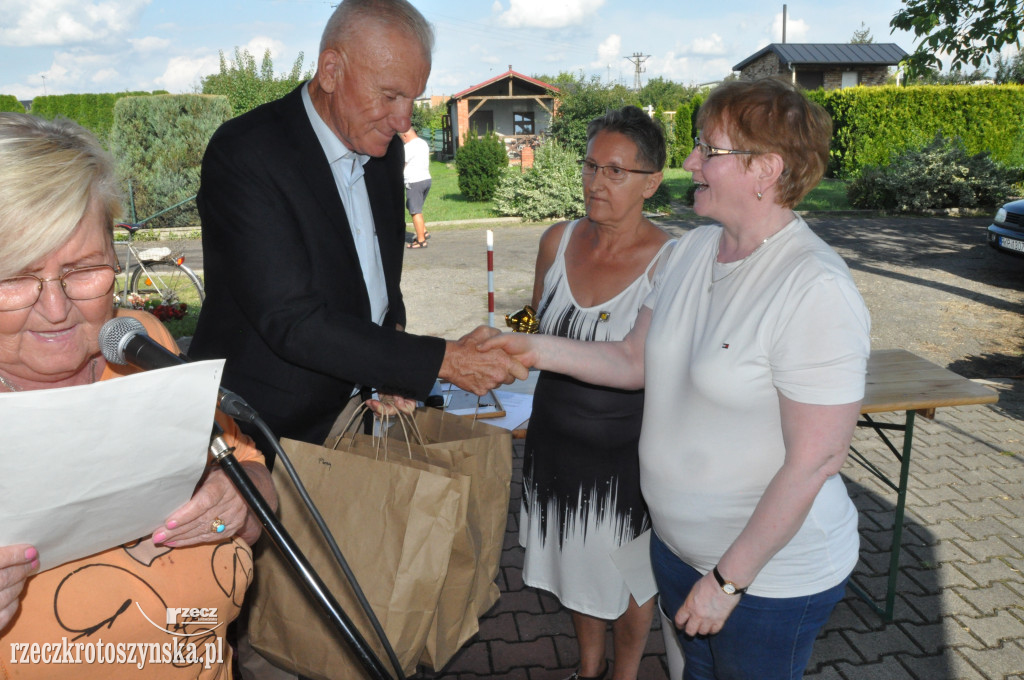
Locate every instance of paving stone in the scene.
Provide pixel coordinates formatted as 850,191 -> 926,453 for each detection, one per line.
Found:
477,611 -> 518,642
952,499 -> 1019,523
904,519 -> 971,545
846,626 -> 922,661
903,563 -> 976,593
955,582 -> 1024,616
808,629 -> 863,670
895,651 -> 986,680
491,589 -> 545,616
491,639 -> 558,673
949,557 -> 1024,588
426,640 -> 491,676
907,484 -> 969,506
958,642 -> 1024,679
513,611 -> 574,642
902,538 -> 977,566
957,609 -> 1024,648
832,655 -> 916,679
954,516 -> 1021,542
903,588 -> 978,623
955,535 -> 1018,561
949,482 -> 1011,503
803,665 -> 846,680
901,616 -> 987,654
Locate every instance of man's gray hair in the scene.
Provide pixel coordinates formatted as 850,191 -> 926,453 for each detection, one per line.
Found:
320,0 -> 434,60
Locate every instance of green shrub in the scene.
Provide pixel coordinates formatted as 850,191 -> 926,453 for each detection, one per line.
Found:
808,85 -> 1024,179
110,94 -> 232,226
28,91 -> 165,143
493,142 -> 585,221
669,100 -> 694,168
847,133 -> 1016,212
455,132 -> 508,201
0,95 -> 25,113
643,184 -> 672,213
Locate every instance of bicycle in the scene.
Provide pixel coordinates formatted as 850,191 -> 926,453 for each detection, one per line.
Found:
113,221 -> 205,316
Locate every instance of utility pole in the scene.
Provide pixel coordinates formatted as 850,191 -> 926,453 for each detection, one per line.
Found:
41,75 -> 47,95
624,52 -> 650,91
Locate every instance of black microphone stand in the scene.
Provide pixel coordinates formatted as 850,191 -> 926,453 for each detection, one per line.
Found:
207,431 -> 392,680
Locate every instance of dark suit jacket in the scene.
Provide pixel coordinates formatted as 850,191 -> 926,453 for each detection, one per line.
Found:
189,84 -> 446,447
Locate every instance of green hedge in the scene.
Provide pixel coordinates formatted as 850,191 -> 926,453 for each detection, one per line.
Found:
28,91 -> 167,142
807,85 -> 1024,179
110,94 -> 232,227
0,95 -> 25,113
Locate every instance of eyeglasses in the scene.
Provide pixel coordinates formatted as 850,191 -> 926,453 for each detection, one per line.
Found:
0,264 -> 118,312
692,136 -> 759,161
579,160 -> 656,183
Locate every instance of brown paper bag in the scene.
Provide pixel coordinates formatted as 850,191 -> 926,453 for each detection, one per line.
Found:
248,437 -> 462,680
389,408 -> 514,619
339,435 -> 477,669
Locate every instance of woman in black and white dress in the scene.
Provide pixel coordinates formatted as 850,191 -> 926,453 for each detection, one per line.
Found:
521,106 -> 674,680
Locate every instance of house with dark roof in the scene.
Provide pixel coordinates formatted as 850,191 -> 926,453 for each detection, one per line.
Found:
733,43 -> 909,90
444,66 -> 558,159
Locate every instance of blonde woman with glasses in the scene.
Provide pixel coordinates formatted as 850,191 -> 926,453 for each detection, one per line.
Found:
0,113 -> 274,680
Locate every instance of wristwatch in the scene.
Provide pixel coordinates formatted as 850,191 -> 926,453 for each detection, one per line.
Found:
713,566 -> 748,595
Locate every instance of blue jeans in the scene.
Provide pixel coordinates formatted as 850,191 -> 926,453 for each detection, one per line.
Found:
651,531 -> 847,680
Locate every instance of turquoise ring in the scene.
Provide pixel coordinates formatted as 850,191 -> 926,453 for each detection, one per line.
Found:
212,518 -> 226,534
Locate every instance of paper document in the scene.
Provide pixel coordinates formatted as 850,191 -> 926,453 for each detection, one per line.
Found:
0,361 -> 225,571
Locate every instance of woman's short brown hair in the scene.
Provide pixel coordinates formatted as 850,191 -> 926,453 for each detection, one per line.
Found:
696,77 -> 832,208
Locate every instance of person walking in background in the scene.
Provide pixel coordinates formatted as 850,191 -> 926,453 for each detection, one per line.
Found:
401,127 -> 432,249
521,106 -> 674,680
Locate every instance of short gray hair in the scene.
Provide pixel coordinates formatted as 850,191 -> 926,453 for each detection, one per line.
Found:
587,106 -> 667,171
0,114 -> 122,279
320,0 -> 434,61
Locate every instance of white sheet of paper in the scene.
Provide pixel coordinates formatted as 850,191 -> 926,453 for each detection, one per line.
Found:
0,360 -> 225,571
482,391 -> 534,431
610,529 -> 658,605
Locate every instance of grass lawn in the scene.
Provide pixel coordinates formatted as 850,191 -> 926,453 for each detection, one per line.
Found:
414,162 -> 850,225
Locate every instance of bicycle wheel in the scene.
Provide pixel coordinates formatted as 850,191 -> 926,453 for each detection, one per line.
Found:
129,262 -> 205,306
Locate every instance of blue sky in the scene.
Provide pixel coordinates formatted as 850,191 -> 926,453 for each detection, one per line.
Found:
0,0 -> 951,101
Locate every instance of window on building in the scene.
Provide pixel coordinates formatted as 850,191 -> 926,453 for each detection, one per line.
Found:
841,71 -> 859,88
513,112 -> 535,135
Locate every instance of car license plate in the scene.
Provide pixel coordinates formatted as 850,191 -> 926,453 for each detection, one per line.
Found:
1000,236 -> 1024,253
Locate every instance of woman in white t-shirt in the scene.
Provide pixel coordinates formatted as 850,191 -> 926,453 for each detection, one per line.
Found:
483,78 -> 870,679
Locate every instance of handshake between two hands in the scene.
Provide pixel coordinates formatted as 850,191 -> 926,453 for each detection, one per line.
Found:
368,326 -> 536,416
442,325 -> 534,396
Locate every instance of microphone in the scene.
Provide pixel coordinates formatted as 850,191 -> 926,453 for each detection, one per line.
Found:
99,317 -> 258,422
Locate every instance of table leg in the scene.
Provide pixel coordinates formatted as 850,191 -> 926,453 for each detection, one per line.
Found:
847,409 -> 915,621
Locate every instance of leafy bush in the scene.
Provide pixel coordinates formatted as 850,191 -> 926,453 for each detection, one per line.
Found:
110,94 -> 232,226
547,75 -> 639,158
493,142 -> 585,221
201,48 -> 310,117
847,134 -> 1016,212
0,95 -> 25,113
455,132 -> 508,201
28,91 -> 166,143
808,85 -> 1024,179
643,184 -> 672,213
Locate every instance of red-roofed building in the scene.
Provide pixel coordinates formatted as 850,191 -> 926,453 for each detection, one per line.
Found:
444,66 -> 559,159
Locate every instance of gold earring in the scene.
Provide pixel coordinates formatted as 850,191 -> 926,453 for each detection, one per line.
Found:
756,191 -> 763,200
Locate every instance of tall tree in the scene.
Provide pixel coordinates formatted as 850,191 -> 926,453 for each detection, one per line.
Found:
547,76 -> 639,158
201,48 -> 311,117
851,22 -> 875,44
890,0 -> 1023,71
994,50 -> 1024,83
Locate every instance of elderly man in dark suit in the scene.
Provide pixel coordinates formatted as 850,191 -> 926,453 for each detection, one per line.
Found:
189,0 -> 523,460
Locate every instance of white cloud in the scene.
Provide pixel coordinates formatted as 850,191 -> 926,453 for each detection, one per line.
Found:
591,34 -> 620,67
90,68 -> 120,84
128,36 -> 171,53
496,0 -> 605,29
687,34 -> 726,56
0,0 -> 150,47
772,12 -> 809,43
646,52 -> 733,86
154,53 -> 220,93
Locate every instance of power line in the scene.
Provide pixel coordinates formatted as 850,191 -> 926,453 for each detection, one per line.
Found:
624,52 -> 650,90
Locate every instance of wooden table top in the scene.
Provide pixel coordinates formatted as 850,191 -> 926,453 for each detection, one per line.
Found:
862,349 -> 999,415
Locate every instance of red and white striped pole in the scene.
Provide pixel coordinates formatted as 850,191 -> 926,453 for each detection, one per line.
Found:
487,230 -> 495,327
